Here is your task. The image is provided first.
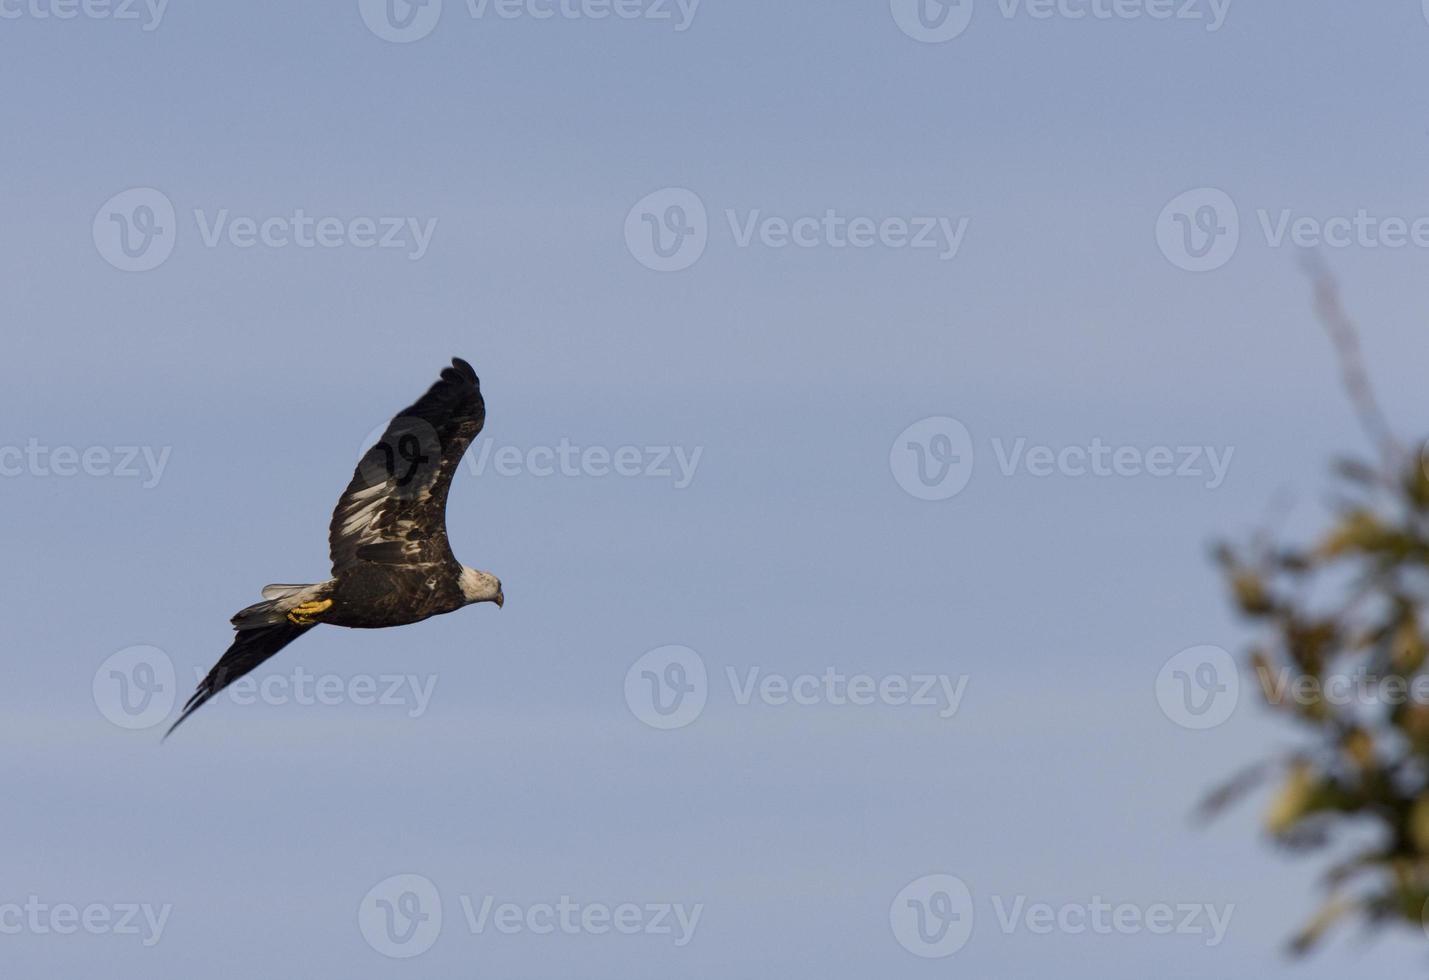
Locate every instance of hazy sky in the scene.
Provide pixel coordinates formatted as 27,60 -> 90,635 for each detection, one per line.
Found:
5,0 -> 1429,976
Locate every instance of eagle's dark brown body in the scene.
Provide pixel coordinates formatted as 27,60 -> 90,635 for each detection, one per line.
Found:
320,564 -> 469,630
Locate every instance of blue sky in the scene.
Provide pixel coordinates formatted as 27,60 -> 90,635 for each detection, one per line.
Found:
5,0 -> 1429,976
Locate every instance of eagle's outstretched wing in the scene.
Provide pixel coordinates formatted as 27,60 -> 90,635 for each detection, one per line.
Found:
329,357 -> 485,573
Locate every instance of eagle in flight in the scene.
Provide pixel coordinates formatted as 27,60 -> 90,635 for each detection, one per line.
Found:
166,357 -> 503,738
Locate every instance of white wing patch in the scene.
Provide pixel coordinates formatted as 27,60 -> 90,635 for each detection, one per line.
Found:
337,483 -> 413,542
334,479 -> 435,562
336,482 -> 387,539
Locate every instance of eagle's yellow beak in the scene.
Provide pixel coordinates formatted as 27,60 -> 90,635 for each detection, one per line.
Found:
495,590 -> 505,609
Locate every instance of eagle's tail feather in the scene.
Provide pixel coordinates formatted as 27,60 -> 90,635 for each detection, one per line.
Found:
261,583 -> 314,600
232,583 -> 326,629
163,623 -> 315,740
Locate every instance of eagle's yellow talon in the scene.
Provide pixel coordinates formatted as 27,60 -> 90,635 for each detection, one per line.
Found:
287,599 -> 333,624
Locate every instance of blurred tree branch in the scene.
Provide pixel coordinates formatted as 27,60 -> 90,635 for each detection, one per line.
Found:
1207,261 -> 1429,955
1303,253 -> 1403,471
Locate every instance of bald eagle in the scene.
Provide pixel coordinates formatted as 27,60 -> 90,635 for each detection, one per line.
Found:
166,357 -> 503,738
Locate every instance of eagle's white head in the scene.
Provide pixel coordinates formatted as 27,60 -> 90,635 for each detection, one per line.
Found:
458,567 -> 504,608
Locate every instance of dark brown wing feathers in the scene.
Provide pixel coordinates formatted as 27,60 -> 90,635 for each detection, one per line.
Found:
327,358 -> 485,573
